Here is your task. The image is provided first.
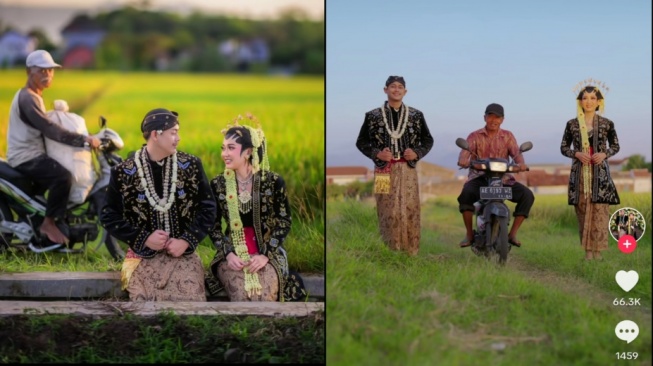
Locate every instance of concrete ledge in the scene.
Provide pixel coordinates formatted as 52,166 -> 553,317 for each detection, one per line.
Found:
0,272 -> 324,300
0,300 -> 324,317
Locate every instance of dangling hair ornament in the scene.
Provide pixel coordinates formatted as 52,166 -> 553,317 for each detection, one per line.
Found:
238,113 -> 270,181
572,78 -> 610,198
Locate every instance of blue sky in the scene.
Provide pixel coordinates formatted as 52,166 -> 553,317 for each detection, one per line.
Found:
326,0 -> 652,170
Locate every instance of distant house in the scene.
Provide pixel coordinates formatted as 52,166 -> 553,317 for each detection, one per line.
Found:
219,37 -> 270,72
612,168 -> 652,193
0,30 -> 36,67
60,15 -> 105,69
62,45 -> 94,68
326,166 -> 371,185
630,169 -> 652,192
523,162 -> 651,194
524,167 -> 569,194
608,157 -> 629,172
248,38 -> 270,63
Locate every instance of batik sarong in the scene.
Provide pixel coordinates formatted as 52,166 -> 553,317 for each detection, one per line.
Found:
375,161 -> 421,255
574,169 -> 609,252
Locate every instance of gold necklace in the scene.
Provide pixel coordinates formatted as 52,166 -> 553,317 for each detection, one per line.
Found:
238,183 -> 252,213
236,171 -> 253,213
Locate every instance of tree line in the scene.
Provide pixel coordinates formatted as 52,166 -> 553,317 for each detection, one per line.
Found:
2,5 -> 324,74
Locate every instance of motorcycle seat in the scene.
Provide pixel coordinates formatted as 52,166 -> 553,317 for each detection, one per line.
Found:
0,159 -> 39,196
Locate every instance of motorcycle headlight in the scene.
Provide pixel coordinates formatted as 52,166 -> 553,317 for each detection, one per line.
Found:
489,161 -> 508,172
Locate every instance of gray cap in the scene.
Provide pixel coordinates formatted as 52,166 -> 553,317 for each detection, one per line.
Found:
26,50 -> 61,68
484,103 -> 504,117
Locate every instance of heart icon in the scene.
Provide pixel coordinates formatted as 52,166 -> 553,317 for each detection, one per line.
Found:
615,270 -> 639,292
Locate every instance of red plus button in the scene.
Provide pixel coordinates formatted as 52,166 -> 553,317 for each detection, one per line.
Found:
618,235 -> 637,254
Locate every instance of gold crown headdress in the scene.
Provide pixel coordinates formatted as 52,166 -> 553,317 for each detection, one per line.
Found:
222,112 -> 270,179
572,77 -> 610,96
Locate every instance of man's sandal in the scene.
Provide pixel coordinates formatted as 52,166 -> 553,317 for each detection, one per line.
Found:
509,237 -> 522,248
459,238 -> 473,248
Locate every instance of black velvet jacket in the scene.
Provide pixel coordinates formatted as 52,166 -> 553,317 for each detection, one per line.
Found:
100,149 -> 216,258
355,102 -> 434,168
560,116 -> 620,205
206,170 -> 306,302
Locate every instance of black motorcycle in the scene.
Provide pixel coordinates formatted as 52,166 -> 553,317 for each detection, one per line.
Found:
455,138 -> 533,264
0,117 -> 126,260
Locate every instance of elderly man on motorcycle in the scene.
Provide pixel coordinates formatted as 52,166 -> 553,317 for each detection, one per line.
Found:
456,103 -> 535,249
6,50 -> 100,250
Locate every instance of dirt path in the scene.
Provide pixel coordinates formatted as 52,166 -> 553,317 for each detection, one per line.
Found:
507,254 -> 652,324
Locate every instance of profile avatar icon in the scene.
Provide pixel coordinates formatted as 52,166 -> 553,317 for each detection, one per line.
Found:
610,207 -> 645,242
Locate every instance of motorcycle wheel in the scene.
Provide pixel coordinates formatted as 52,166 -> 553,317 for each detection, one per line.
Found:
486,215 -> 510,265
0,199 -> 15,251
496,216 -> 510,265
100,228 -> 125,261
88,189 -> 125,261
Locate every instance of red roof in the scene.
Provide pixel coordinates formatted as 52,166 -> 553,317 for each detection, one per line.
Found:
523,170 -> 569,186
326,166 -> 369,176
631,169 -> 652,178
62,15 -> 104,33
609,157 -> 629,165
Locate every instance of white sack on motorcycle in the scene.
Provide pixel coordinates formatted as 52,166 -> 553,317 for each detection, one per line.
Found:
45,102 -> 97,204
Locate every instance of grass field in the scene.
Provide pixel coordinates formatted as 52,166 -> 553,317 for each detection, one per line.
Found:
0,70 -> 324,273
327,193 -> 652,365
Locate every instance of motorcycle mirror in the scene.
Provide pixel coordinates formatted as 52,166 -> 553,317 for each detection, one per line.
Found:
99,116 -> 106,129
455,138 -> 470,151
519,141 -> 533,153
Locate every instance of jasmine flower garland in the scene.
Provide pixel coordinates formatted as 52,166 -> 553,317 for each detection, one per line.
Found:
380,102 -> 409,159
134,147 -> 178,212
224,169 -> 262,298
134,147 -> 178,233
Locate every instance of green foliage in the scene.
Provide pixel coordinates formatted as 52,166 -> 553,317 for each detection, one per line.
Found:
622,154 -> 650,171
27,28 -> 56,53
0,313 -> 325,363
186,42 -> 231,72
90,6 -> 324,74
327,194 -> 652,365
326,181 -> 374,201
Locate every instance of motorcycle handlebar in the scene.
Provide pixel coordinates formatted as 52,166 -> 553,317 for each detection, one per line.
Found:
95,138 -> 113,152
467,160 -> 530,173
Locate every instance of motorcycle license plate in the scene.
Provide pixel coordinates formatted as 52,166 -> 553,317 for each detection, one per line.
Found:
480,187 -> 512,199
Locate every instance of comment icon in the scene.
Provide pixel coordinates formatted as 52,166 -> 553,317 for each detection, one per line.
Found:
615,320 -> 639,344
